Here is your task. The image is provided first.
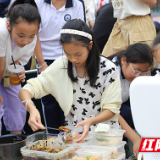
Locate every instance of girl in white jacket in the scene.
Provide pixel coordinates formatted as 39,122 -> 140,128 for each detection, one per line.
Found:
19,19 -> 122,142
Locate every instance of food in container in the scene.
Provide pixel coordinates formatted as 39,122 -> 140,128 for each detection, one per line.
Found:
21,134 -> 75,160
102,141 -> 126,160
72,139 -> 92,152
30,145 -> 63,153
84,156 -> 100,160
73,143 -> 87,151
26,132 -> 58,145
59,128 -> 81,144
63,132 -> 79,144
68,155 -> 101,160
91,129 -> 125,146
59,126 -> 71,133
75,145 -> 114,160
111,149 -> 118,159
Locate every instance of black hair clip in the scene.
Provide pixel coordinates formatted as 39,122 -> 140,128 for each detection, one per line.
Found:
25,0 -> 30,3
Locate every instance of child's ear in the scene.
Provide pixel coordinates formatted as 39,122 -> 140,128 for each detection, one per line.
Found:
89,41 -> 93,50
6,22 -> 11,31
121,56 -> 127,65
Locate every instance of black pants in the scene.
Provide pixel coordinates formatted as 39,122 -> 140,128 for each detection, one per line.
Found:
120,98 -> 135,129
37,60 -> 65,134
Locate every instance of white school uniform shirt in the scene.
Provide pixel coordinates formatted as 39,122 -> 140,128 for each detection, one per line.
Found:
35,0 -> 84,60
84,0 -> 96,21
112,57 -> 130,103
0,18 -> 37,75
112,0 -> 150,19
65,56 -> 120,131
86,9 -> 94,27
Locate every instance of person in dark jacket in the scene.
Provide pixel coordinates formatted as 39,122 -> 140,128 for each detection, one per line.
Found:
92,3 -> 116,53
0,0 -> 11,17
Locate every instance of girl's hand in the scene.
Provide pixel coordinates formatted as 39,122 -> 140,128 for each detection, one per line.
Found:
19,70 -> 26,83
39,64 -> 48,73
133,136 -> 141,158
0,95 -> 3,104
28,107 -> 46,132
74,118 -> 92,143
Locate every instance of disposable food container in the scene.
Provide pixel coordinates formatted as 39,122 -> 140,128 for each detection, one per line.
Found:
103,141 -> 126,160
75,145 -> 114,160
26,132 -> 58,145
72,141 -> 91,151
90,129 -> 125,146
58,127 -> 82,144
21,139 -> 74,160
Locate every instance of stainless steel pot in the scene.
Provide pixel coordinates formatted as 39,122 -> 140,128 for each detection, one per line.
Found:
0,134 -> 26,160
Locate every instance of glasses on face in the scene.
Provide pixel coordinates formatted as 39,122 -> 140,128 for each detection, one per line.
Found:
129,63 -> 150,76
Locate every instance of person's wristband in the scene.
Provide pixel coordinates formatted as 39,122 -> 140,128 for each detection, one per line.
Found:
22,100 -> 35,111
37,62 -> 47,69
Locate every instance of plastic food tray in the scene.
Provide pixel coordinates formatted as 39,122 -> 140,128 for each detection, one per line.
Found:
59,142 -> 92,160
26,132 -> 58,145
103,141 -> 126,160
72,141 -> 91,152
21,138 -> 75,160
75,145 -> 114,160
61,141 -> 126,160
90,129 -> 125,146
58,127 -> 84,144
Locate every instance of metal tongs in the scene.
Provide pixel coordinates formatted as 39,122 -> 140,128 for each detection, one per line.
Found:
46,126 -> 70,133
47,127 -> 60,131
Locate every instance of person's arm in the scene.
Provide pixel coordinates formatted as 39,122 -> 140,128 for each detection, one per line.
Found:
18,63 -> 58,131
89,21 -> 95,30
76,68 -> 121,142
19,89 -> 45,131
0,23 -> 7,83
139,0 -> 157,8
0,95 -> 3,104
119,115 -> 141,158
0,56 -> 6,105
75,109 -> 115,142
88,10 -> 95,30
34,34 -> 48,73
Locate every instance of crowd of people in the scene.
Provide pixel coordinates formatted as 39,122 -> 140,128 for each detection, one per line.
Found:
0,0 -> 160,159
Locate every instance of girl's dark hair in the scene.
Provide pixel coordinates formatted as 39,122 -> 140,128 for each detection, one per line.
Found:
108,43 -> 153,67
152,33 -> 160,51
60,19 -> 100,87
7,0 -> 41,28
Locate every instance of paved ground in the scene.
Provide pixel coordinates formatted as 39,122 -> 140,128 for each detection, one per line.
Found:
152,10 -> 160,22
